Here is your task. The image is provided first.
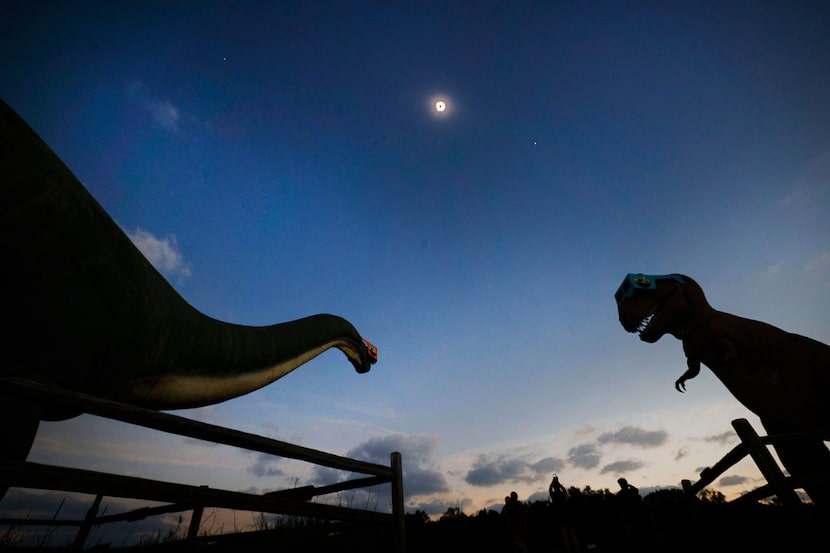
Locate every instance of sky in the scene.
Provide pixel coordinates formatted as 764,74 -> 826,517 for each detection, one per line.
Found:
1,0 -> 829,544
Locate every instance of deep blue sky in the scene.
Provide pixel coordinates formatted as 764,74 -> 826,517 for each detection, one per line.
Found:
2,0 -> 829,541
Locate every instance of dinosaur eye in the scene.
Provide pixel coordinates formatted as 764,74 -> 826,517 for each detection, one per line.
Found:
363,338 -> 379,362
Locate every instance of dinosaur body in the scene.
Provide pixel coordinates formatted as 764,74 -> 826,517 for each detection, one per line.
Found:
616,273 -> 830,505
0,99 -> 377,497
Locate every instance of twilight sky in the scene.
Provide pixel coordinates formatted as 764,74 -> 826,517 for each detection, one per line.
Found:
1,0 -> 829,543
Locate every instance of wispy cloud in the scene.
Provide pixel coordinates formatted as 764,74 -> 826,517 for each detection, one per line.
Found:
127,81 -> 180,131
464,453 -> 564,487
759,263 -> 783,280
703,430 -> 737,446
126,227 -> 192,282
312,433 -> 449,504
567,443 -> 601,469
804,251 -> 830,278
531,456 -> 566,475
719,474 -> 752,487
600,459 -> 645,475
247,451 -> 286,478
597,426 -> 668,448
455,424 -> 675,493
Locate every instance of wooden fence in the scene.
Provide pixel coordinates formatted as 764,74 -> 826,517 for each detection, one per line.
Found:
681,417 -> 826,508
0,377 -> 406,551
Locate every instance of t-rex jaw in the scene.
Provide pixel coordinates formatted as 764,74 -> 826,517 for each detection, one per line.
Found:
636,305 -> 659,337
635,287 -> 679,343
615,273 -> 685,343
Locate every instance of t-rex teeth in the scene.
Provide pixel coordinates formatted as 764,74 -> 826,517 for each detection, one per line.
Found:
637,307 -> 658,334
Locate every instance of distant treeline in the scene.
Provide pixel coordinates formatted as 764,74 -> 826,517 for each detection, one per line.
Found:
404,486 -> 822,553
27,486 -> 818,553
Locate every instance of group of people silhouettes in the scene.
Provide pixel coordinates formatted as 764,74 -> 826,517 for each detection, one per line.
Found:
501,474 -> 642,552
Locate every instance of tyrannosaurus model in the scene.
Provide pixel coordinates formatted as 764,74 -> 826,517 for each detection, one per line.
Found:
0,99 -> 377,499
615,273 -> 830,506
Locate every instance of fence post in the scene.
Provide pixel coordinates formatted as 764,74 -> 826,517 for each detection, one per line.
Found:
74,493 -> 103,549
390,451 -> 406,553
187,485 -> 209,540
731,418 -> 802,508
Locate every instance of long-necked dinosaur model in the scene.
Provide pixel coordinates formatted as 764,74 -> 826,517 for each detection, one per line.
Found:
615,273 -> 830,506
0,99 -> 378,497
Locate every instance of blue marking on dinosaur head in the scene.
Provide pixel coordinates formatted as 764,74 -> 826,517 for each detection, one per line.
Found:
615,273 -> 685,305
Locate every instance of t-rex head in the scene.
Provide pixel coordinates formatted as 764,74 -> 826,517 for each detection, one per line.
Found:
615,273 -> 711,343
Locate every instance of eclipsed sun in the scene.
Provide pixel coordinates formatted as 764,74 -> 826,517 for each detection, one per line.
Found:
428,94 -> 452,118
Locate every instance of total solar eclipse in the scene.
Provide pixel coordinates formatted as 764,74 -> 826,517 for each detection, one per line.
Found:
428,94 -> 452,118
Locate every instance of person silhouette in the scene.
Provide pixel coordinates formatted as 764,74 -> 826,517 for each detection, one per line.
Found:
616,478 -> 643,548
549,473 -> 569,503
502,491 -> 528,553
617,478 -> 640,504
548,474 -> 580,553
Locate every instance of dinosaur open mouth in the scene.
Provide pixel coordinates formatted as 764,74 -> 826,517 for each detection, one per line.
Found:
636,286 -> 678,341
637,305 -> 659,338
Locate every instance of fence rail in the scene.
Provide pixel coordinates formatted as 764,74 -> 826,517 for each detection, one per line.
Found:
0,377 -> 405,551
681,417 -> 826,508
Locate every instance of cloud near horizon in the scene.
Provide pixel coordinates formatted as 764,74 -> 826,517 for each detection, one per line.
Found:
703,430 -> 738,446
312,433 -> 449,509
464,454 -> 566,487
246,451 -> 287,478
719,475 -> 753,487
559,424 -> 672,473
567,443 -> 601,469
597,426 -> 668,448
599,459 -> 646,475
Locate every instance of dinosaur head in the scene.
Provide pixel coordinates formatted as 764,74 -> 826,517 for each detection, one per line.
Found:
359,337 -> 379,373
615,273 -> 707,343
